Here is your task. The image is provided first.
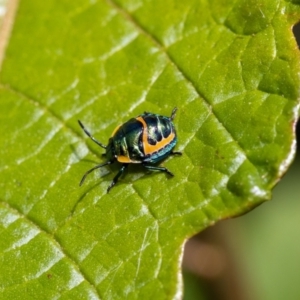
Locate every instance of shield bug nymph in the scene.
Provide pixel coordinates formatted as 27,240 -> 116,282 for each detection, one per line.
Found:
78,107 -> 181,193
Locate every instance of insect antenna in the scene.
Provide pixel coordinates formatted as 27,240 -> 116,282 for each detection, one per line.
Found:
78,120 -> 107,149
170,107 -> 178,120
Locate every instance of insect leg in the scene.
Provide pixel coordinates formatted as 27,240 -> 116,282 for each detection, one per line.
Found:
80,161 -> 112,186
170,151 -> 182,156
170,107 -> 178,120
107,164 -> 128,193
78,120 -> 107,149
143,164 -> 174,176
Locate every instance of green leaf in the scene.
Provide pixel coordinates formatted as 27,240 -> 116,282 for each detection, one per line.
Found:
0,0 -> 299,298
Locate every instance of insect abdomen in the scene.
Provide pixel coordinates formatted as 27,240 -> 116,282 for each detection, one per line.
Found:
137,114 -> 177,163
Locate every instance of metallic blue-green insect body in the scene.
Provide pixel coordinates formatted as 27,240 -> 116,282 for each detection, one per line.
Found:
78,107 -> 181,193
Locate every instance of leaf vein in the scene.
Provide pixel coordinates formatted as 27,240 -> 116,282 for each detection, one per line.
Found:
0,200 -> 101,298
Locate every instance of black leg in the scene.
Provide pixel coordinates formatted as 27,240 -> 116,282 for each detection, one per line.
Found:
170,107 -> 178,120
170,150 -> 182,156
143,164 -> 174,176
78,120 -> 107,149
80,161 -> 112,186
107,164 -> 128,193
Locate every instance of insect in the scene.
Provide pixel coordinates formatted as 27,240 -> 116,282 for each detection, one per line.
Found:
78,107 -> 181,193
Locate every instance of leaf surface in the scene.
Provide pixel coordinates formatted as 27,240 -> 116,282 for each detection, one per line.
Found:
0,0 -> 299,298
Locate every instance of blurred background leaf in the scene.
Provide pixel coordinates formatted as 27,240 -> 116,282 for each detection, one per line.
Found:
0,0 -> 299,299
183,152 -> 300,300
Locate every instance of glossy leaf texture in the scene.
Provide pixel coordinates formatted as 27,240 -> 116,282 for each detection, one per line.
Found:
0,0 -> 299,299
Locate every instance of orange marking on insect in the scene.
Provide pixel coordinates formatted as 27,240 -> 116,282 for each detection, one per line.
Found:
111,124 -> 122,137
117,155 -> 132,163
136,117 -> 175,155
117,155 -> 140,164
